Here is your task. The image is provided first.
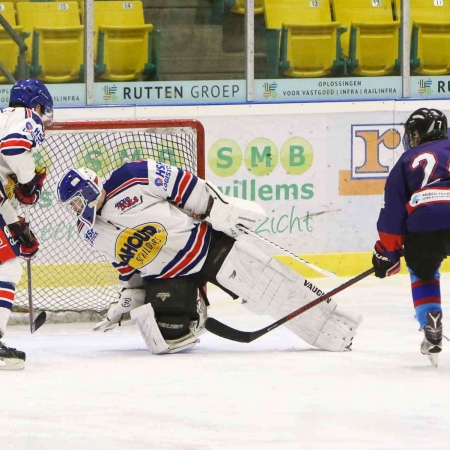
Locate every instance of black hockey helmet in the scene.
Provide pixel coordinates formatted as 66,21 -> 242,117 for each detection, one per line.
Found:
403,108 -> 448,150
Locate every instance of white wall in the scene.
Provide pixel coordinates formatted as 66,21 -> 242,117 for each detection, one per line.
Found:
53,99 -> 450,254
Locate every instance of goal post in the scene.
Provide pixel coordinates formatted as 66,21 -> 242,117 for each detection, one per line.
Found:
12,119 -> 205,317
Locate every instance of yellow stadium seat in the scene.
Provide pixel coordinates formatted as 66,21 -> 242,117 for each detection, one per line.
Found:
0,2 -> 24,82
228,0 -> 264,15
410,0 -> 450,75
264,0 -> 344,78
93,1 -> 155,81
331,0 -> 400,76
16,1 -> 83,82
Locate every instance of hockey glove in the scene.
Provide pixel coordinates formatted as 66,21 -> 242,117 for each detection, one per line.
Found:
8,218 -> 39,260
93,288 -> 146,332
372,240 -> 400,278
15,167 -> 47,205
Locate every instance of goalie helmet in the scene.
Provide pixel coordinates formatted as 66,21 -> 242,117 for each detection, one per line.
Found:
403,108 -> 448,150
9,78 -> 54,124
57,168 -> 103,227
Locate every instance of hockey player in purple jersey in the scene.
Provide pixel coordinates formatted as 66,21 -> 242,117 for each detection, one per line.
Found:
57,161 -> 362,355
372,107 -> 450,366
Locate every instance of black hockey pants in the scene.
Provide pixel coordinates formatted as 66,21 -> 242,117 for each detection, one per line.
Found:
404,230 -> 450,280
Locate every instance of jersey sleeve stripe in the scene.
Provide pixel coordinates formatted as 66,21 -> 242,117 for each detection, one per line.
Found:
0,282 -> 15,310
160,221 -> 210,278
1,135 -> 33,155
105,177 -> 148,201
179,176 -> 197,208
169,171 -> 198,208
0,299 -> 13,310
112,262 -> 138,281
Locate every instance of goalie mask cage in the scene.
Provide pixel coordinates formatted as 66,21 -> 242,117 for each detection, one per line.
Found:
12,119 -> 205,317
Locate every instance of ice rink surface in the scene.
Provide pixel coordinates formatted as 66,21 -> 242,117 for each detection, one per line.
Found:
3,274 -> 450,450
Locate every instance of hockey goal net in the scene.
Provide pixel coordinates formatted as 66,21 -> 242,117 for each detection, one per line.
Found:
12,119 -> 205,320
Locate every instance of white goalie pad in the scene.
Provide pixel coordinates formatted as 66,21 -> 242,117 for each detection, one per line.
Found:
216,234 -> 363,351
205,182 -> 268,238
130,303 -> 205,354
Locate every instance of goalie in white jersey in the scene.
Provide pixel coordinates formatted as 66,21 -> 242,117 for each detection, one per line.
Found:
0,79 -> 53,369
57,160 -> 362,355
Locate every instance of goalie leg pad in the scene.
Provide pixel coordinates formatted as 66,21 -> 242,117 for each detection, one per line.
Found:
143,277 -> 201,340
130,304 -> 200,354
131,304 -> 170,354
216,238 -> 363,351
312,303 -> 363,352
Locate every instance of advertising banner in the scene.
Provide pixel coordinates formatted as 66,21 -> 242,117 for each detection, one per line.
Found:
411,76 -> 450,99
254,77 -> 402,102
201,109 -> 405,256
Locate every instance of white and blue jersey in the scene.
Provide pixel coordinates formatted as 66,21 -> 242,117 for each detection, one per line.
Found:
0,106 -> 46,326
78,160 -> 213,284
0,106 -> 44,224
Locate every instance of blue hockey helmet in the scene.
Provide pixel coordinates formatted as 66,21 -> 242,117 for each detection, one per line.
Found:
403,108 -> 448,150
9,78 -> 54,124
57,168 -> 103,228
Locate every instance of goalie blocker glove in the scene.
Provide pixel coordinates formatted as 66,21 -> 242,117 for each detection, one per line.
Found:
15,167 -> 47,205
202,182 -> 267,238
372,240 -> 401,278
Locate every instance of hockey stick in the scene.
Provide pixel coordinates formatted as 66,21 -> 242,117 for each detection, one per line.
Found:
205,267 -> 375,343
23,206 -> 46,333
236,224 -> 338,278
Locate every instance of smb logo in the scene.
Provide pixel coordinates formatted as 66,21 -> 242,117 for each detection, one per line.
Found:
103,85 -> 118,102
339,124 -> 403,196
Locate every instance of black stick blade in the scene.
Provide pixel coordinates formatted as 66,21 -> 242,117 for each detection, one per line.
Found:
205,318 -> 254,343
33,311 -> 47,333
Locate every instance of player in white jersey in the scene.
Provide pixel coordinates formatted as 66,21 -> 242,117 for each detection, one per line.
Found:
0,79 -> 53,369
57,161 -> 362,355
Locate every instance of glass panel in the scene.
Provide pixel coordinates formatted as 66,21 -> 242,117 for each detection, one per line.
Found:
92,0 -> 246,106
409,0 -> 450,99
0,0 -> 85,106
255,0 -> 402,102
6,0 -> 450,105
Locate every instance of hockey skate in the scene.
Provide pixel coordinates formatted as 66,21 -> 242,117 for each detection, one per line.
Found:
420,311 -> 442,368
0,341 -> 26,370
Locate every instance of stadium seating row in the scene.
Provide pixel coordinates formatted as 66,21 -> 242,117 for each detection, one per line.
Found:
1,0 -> 450,82
0,0 -> 160,83
264,0 -> 450,78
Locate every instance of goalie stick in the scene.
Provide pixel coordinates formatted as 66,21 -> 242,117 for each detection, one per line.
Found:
205,267 -> 375,343
23,206 -> 46,333
236,224 -> 337,278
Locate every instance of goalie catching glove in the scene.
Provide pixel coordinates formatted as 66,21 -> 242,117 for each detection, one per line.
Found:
93,288 -> 146,332
8,217 -> 39,260
201,182 -> 267,238
15,167 -> 46,205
